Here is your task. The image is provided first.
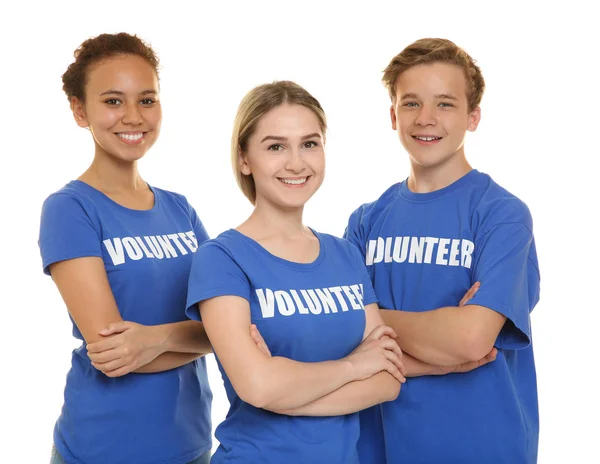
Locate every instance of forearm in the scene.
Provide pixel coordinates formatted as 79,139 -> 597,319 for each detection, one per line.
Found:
134,352 -> 202,374
159,321 -> 212,355
272,372 -> 400,416
381,307 -> 476,365
403,353 -> 446,377
252,357 -> 356,410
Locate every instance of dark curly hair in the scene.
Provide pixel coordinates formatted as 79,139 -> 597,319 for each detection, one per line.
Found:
62,32 -> 159,102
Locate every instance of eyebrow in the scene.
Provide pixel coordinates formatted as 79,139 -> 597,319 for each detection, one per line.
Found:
434,93 -> 458,100
260,133 -> 321,143
99,89 -> 158,96
400,92 -> 458,100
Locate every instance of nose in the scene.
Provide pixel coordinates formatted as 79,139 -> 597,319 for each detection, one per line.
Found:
122,102 -> 143,126
285,148 -> 305,173
415,104 -> 436,126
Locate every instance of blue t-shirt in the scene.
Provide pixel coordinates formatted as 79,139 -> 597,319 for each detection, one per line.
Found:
186,229 -> 377,464
39,180 -> 213,464
345,170 -> 540,464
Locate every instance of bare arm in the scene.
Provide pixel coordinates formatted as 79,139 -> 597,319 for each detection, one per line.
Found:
50,257 -> 124,345
265,303 -> 403,416
51,257 -> 208,377
200,296 -> 404,411
134,352 -> 202,374
86,319 -> 212,376
381,293 -> 505,366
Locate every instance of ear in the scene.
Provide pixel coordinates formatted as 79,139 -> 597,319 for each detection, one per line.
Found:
467,106 -> 481,132
390,104 -> 397,131
239,150 -> 252,176
70,97 -> 89,128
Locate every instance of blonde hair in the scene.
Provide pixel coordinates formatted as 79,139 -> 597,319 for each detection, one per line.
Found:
231,81 -> 327,204
382,38 -> 485,112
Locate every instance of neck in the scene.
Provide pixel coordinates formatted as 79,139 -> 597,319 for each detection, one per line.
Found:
240,198 -> 307,240
407,151 -> 472,193
79,152 -> 145,193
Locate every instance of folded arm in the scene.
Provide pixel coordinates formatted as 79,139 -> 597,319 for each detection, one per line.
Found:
265,303 -> 403,416
381,304 -> 505,366
200,296 -> 403,411
50,257 -> 209,377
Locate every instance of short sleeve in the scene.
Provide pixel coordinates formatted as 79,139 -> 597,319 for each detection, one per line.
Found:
39,193 -> 102,275
185,242 -> 251,321
344,205 -> 368,257
188,203 -> 210,246
348,241 -> 378,307
466,223 -> 541,350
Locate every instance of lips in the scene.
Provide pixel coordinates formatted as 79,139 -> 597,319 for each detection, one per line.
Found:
278,176 -> 309,186
116,132 -> 146,145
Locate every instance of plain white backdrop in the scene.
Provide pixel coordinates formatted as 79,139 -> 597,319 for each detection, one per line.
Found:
1,1 -> 597,462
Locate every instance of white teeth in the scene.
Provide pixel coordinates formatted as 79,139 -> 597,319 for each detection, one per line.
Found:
280,178 -> 307,185
118,133 -> 143,141
415,136 -> 440,142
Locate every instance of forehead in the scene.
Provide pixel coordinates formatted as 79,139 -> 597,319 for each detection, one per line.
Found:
396,62 -> 467,99
254,104 -> 322,137
86,55 -> 158,93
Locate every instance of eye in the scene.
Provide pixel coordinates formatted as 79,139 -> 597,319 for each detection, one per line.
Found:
141,98 -> 157,105
104,98 -> 121,106
403,101 -> 419,108
267,144 -> 285,151
303,140 -> 319,149
439,102 -> 454,108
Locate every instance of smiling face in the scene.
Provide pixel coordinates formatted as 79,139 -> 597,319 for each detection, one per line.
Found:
240,103 -> 325,211
71,54 -> 162,163
391,62 -> 480,171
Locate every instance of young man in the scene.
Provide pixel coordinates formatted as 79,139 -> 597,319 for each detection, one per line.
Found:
345,38 -> 540,464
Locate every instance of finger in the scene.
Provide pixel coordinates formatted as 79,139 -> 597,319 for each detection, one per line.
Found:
459,282 -> 481,306
384,361 -> 406,383
87,337 -> 121,354
383,349 -> 406,376
258,342 -> 272,357
88,348 -> 121,364
249,327 -> 261,344
366,325 -> 397,341
379,339 -> 403,359
250,325 -> 267,344
483,348 -> 498,363
103,365 -> 135,378
99,321 -> 129,336
91,358 -> 128,373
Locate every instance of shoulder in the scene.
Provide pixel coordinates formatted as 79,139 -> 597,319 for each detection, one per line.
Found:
315,231 -> 364,262
348,182 -> 403,227
196,230 -> 242,260
41,182 -> 96,219
152,185 -> 192,210
471,171 -> 534,233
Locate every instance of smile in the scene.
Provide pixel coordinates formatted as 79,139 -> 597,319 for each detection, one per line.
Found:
413,136 -> 442,142
117,132 -> 145,144
278,177 -> 309,186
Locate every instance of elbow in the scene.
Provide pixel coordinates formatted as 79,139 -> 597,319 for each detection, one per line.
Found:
236,376 -> 271,409
386,381 -> 401,402
460,331 -> 496,362
379,373 -> 401,403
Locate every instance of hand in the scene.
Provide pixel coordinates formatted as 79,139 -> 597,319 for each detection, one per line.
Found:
459,281 -> 481,306
345,325 -> 406,383
435,348 -> 498,375
86,321 -> 166,377
250,324 -> 271,358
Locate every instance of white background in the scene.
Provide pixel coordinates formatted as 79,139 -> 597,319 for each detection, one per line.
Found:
1,1 -> 597,462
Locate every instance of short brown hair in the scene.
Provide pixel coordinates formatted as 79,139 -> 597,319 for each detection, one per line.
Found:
231,81 -> 327,205
382,38 -> 485,112
62,33 -> 159,102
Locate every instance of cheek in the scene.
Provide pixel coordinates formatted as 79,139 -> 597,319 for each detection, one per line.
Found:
93,110 -> 121,130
